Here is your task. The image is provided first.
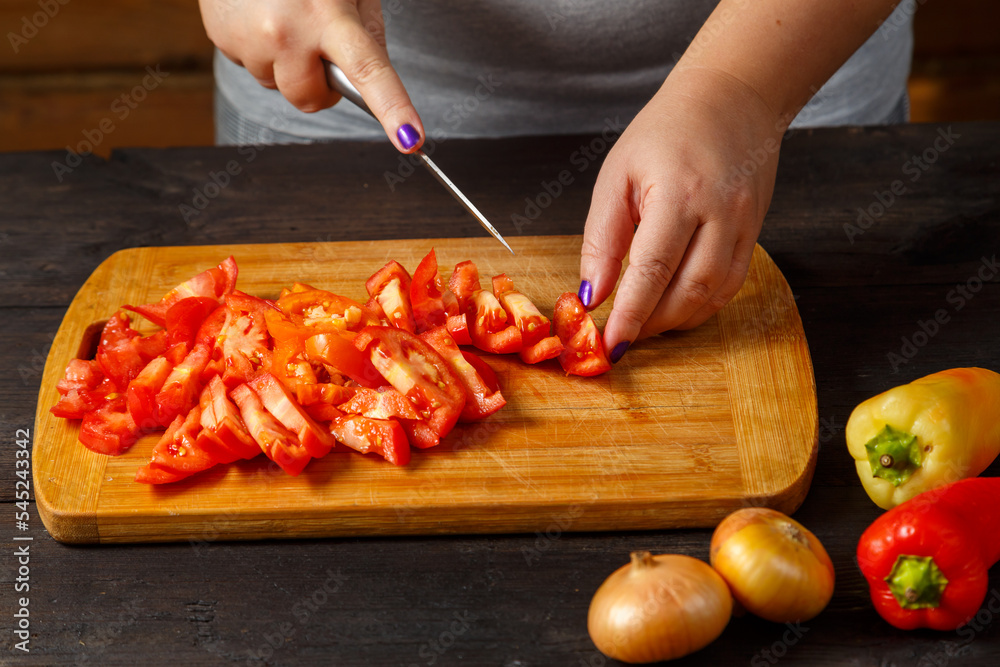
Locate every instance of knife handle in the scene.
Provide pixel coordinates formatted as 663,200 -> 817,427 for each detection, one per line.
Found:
323,60 -> 376,119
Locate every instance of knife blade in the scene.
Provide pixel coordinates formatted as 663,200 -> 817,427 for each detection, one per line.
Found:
323,61 -> 514,255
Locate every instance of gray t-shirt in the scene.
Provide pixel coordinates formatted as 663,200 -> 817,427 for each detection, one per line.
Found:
214,0 -> 913,144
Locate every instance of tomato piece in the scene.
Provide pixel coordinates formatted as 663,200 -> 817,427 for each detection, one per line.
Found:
467,290 -> 522,354
366,260 -> 416,333
165,296 -> 220,347
420,326 -> 506,422
133,462 -> 188,485
195,304 -> 228,346
127,351 -> 176,429
446,313 -> 472,346
304,403 -> 346,423
230,383 -> 312,476
270,331 -> 321,391
95,311 -> 147,390
296,382 -> 357,407
337,386 -> 422,421
492,273 -> 551,347
148,406 -> 216,475
353,326 -> 466,438
198,375 -> 260,462
553,292 -> 612,377
218,292 -> 276,388
125,256 -> 238,327
518,335 -> 564,364
400,420 -> 440,449
134,330 -> 170,362
248,372 -> 337,458
156,343 -> 211,426
330,415 -> 410,465
51,359 -> 115,419
448,260 -> 482,311
411,249 -> 459,333
78,395 -> 142,456
274,288 -> 379,337
304,333 -> 383,388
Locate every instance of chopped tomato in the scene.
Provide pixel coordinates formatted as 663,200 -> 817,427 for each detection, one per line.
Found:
411,249 -> 459,333
270,330 -> 321,391
467,289 -> 522,354
366,260 -> 416,333
248,372 -> 336,458
304,333 -> 383,388
165,296 -> 220,347
518,335 -> 564,364
296,382 -> 357,407
127,348 -> 179,429
95,311 -> 147,390
198,375 -> 260,462
446,313 -> 472,346
448,260 -> 482,311
330,415 -> 410,465
553,292 -> 612,377
492,273 -> 551,347
51,359 -> 115,419
78,394 -> 142,456
400,420 -> 440,449
135,406 -> 217,484
337,386 -> 422,421
420,326 -> 506,422
353,326 -> 466,439
274,288 -> 379,338
218,292 -> 275,388
134,329 -> 170,362
195,304 -> 228,346
230,383 -> 312,476
304,403 -> 345,423
156,343 -> 211,425
125,256 -> 237,327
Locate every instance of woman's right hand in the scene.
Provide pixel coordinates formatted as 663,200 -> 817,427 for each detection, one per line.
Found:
199,0 -> 424,152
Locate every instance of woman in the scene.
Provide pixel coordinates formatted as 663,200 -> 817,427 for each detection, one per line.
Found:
201,0 -> 913,362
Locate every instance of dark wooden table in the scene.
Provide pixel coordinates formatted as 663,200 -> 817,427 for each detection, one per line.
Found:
1,122 -> 999,665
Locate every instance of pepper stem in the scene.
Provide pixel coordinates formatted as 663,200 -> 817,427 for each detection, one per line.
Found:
884,555 -> 948,610
865,425 -> 922,486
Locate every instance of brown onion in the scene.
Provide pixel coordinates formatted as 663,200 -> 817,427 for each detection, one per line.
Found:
587,551 -> 732,663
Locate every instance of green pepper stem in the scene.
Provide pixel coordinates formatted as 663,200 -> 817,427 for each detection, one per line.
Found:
865,425 -> 922,487
884,555 -> 948,610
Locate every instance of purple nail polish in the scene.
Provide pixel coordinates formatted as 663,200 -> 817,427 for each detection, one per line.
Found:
609,340 -> 630,364
397,123 -> 420,150
578,280 -> 593,307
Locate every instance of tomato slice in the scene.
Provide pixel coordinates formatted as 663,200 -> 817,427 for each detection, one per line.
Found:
196,304 -> 228,346
165,296 -> 220,347
329,415 -> 410,465
518,335 -> 564,364
420,326 -> 506,422
230,383 -> 312,476
492,273 -> 551,347
446,313 -> 472,346
353,326 -> 466,439
411,249 -> 459,333
96,311 -> 148,390
400,420 -> 440,449
248,372 -> 336,458
448,260 -> 482,311
366,260 -> 416,333
78,394 -> 141,456
304,333 -> 383,388
296,382 -> 357,407
275,288 -> 380,338
198,375 -> 260,462
218,292 -> 276,388
156,342 -> 211,426
125,256 -> 238,327
135,406 -> 217,484
337,386 -> 422,421
553,292 -> 612,377
51,359 -> 116,419
126,344 -> 186,429
467,290 -> 522,354
270,330 -> 321,391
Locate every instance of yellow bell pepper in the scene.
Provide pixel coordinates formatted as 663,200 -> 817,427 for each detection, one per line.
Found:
845,368 -> 1000,509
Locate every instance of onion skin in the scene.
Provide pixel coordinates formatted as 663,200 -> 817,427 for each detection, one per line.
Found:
710,508 -> 835,623
587,552 -> 732,663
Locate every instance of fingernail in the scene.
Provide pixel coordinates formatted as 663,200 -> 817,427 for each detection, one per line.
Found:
578,280 -> 593,307
397,123 -> 420,150
609,340 -> 630,364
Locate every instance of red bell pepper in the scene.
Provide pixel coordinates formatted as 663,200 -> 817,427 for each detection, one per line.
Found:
857,476 -> 1000,630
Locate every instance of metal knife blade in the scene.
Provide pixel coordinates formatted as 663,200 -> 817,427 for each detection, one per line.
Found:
324,61 -> 514,254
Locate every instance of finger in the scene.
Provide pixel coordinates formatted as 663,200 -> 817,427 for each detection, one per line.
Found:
273,52 -> 342,112
320,5 -> 424,153
599,193 -> 700,355
242,57 -> 277,90
579,164 -> 635,311
217,48 -> 244,68
631,221 -> 737,339
674,236 -> 757,330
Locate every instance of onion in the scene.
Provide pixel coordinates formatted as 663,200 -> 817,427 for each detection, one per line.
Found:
587,552 -> 732,663
710,508 -> 835,623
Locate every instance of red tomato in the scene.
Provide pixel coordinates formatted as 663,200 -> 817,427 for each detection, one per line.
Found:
274,288 -> 379,338
353,326 -> 466,439
366,260 -> 416,333
518,335 -> 564,365
230,383 -> 312,476
95,311 -> 147,390
446,313 -> 472,346
135,406 -> 217,484
304,333 -> 383,388
127,350 -> 177,429
492,273 -> 551,347
467,290 -> 522,354
420,326 -> 506,422
553,292 -> 612,377
165,296 -> 220,347
337,386 -> 422,421
125,256 -> 237,327
330,415 -> 410,465
51,359 -> 115,419
248,372 -> 337,458
198,375 -> 260,462
218,292 -> 276,388
295,382 -> 357,407
448,260 -> 482,311
78,395 -> 142,456
410,249 -> 459,333
156,343 -> 211,426
400,420 -> 440,449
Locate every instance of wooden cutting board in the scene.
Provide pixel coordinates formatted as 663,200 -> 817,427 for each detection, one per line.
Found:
33,236 -> 817,544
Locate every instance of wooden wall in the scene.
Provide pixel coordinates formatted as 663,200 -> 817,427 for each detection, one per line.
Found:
0,0 -> 996,156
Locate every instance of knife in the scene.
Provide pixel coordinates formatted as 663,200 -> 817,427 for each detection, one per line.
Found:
324,61 -> 514,255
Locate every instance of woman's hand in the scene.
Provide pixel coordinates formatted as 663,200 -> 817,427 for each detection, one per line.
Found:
579,66 -> 783,361
199,0 -> 424,151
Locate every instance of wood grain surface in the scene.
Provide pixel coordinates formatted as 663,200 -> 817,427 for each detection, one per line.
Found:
34,237 -> 816,543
